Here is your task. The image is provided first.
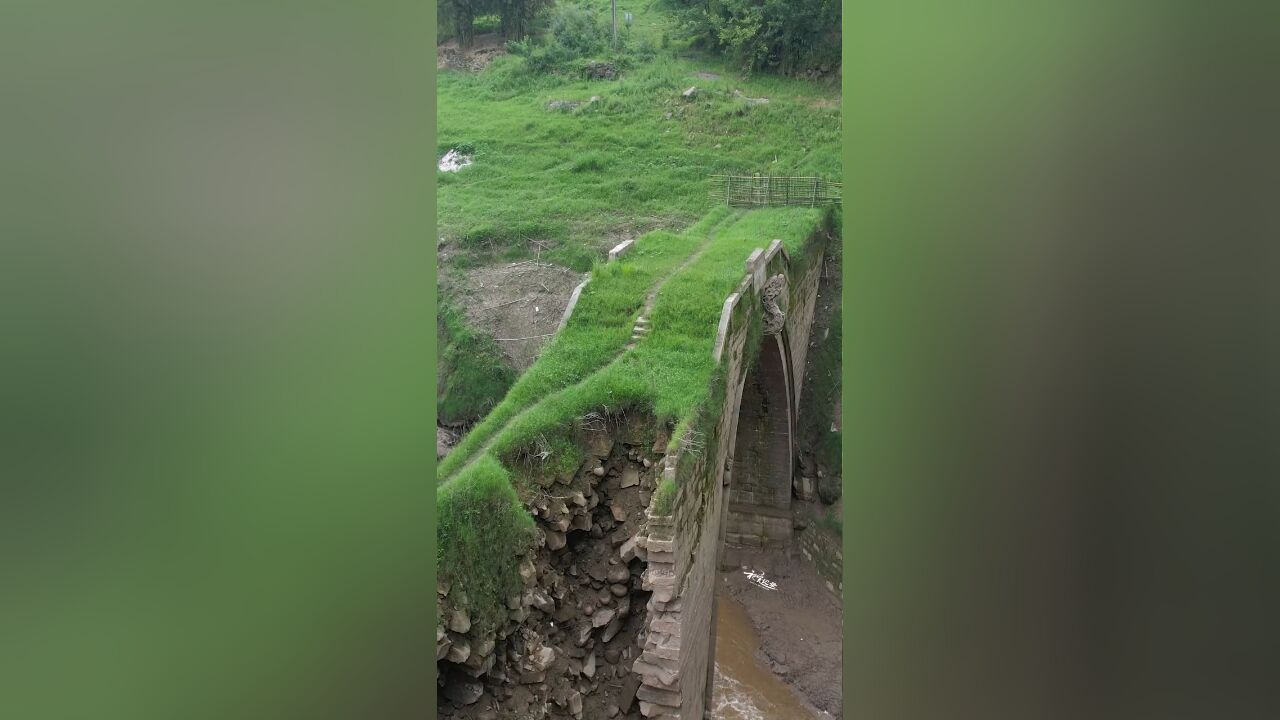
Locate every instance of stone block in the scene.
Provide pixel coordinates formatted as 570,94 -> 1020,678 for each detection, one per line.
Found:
636,684 -> 682,708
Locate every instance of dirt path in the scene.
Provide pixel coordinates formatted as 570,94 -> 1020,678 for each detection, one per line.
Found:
723,543 -> 844,718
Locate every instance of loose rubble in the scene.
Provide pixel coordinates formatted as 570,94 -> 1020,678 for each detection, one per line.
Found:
437,417 -> 671,719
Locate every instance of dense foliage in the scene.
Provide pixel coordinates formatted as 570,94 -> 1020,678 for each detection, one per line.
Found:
506,5 -> 655,75
438,0 -> 552,46
667,0 -> 840,75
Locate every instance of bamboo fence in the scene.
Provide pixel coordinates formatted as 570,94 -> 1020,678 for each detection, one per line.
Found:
709,175 -> 842,208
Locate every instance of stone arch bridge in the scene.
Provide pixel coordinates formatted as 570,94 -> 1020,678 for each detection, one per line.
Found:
620,235 -> 826,719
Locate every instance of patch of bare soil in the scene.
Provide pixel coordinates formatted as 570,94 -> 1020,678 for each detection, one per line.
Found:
451,262 -> 586,371
438,33 -> 509,72
724,544 -> 844,718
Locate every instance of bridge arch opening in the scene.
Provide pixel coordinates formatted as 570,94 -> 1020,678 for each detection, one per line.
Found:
727,331 -> 794,536
704,330 -> 797,714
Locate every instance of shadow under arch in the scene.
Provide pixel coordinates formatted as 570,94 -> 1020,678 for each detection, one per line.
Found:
704,328 -> 797,709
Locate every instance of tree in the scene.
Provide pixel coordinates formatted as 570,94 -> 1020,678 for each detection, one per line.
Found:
439,0 -> 481,47
669,0 -> 840,75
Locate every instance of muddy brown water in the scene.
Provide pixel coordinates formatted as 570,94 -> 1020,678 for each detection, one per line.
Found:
712,588 -> 817,719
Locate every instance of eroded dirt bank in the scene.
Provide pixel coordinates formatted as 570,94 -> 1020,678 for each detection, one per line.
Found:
437,427 -> 663,719
722,543 -> 844,718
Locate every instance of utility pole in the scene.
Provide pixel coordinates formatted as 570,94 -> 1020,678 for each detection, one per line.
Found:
611,0 -> 618,49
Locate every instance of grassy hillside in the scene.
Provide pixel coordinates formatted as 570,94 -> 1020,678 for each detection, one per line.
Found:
435,0 -> 842,625
437,6 -> 841,275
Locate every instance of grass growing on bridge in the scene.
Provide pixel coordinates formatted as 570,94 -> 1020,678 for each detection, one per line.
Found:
437,205 -> 835,624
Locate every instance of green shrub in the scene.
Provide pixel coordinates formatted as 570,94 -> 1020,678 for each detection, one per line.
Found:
547,5 -> 609,58
669,0 -> 840,76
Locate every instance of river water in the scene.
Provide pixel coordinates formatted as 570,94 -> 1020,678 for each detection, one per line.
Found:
710,588 -> 817,719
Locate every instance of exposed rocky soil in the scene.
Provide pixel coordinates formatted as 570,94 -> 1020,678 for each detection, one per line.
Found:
437,33 -> 508,72
437,421 -> 668,719
724,543 -> 844,718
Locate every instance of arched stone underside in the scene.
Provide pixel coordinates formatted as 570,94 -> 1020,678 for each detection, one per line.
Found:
725,332 -> 794,549
629,234 -> 829,720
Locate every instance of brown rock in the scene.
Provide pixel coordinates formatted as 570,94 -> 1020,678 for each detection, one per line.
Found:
618,674 -> 641,712
529,645 -> 555,672
610,583 -> 628,597
446,637 -> 471,664
546,531 -> 567,551
601,615 -> 623,643
447,608 -> 471,634
620,466 -> 640,488
591,607 -> 616,628
518,558 -> 537,586
619,536 -> 639,561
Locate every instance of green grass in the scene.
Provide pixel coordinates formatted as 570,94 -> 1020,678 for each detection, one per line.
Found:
652,477 -> 677,515
437,296 -> 516,425
436,454 -> 534,632
437,38 -> 841,273
436,205 -> 736,481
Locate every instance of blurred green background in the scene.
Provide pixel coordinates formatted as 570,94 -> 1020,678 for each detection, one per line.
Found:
844,2 -> 1279,718
1,2 -> 435,718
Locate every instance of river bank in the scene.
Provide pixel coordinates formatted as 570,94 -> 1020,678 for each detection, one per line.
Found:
721,543 -> 843,718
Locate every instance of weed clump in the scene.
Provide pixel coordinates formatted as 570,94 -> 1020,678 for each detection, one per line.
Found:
653,478 -> 677,515
570,151 -> 610,173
